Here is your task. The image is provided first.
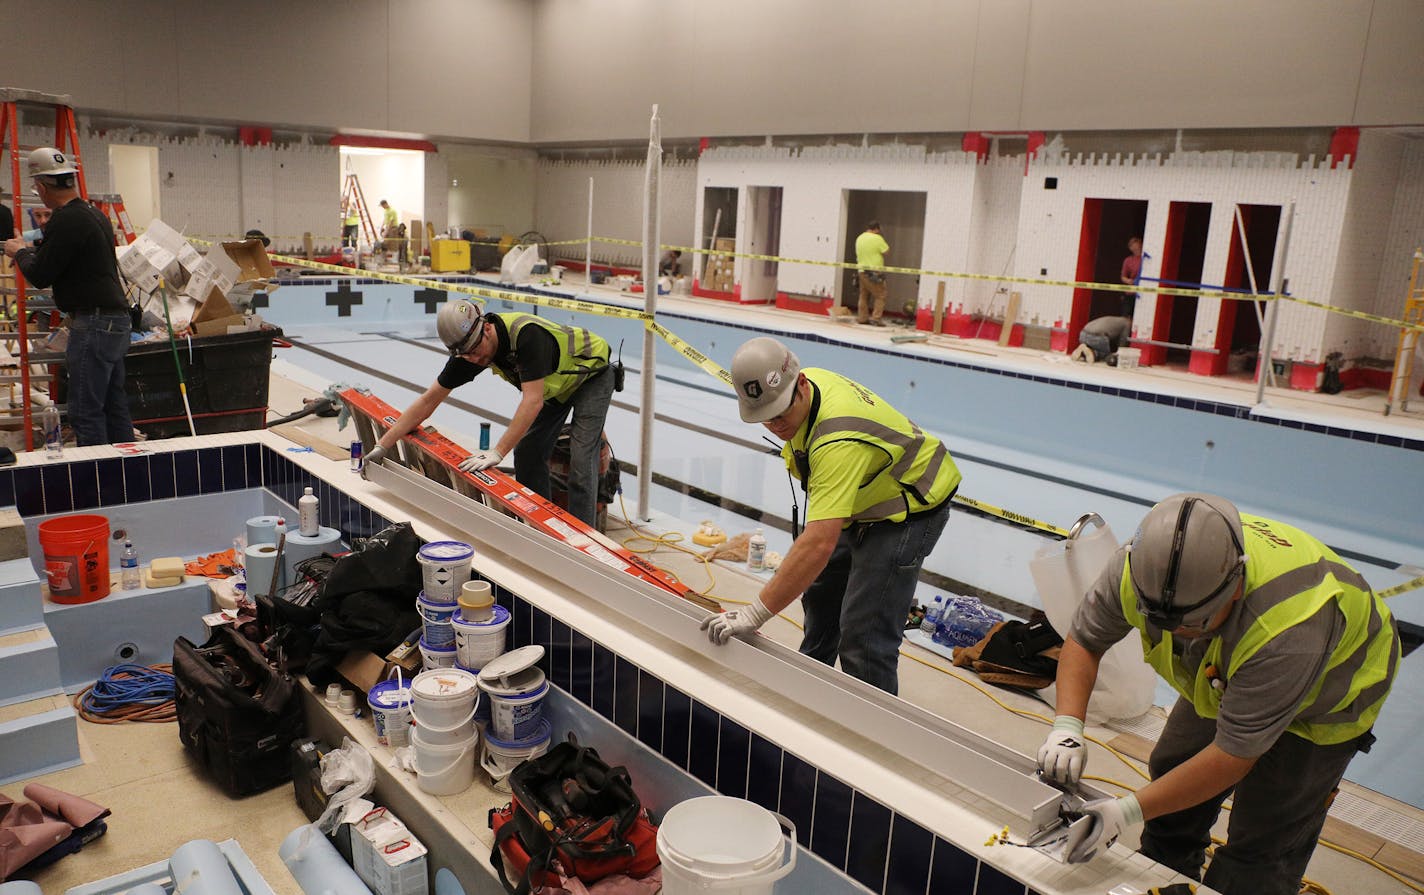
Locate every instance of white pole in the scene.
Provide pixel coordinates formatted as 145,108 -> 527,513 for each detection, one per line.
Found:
586,177 -> 594,287
636,106 -> 662,521
1234,204 -> 1274,388
1254,201 -> 1295,407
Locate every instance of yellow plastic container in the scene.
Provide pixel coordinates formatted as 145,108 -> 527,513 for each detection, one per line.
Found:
430,239 -> 470,272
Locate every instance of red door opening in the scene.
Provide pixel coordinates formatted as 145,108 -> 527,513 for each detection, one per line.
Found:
1192,204 -> 1281,376
1148,202 -> 1211,367
1069,198 -> 1148,353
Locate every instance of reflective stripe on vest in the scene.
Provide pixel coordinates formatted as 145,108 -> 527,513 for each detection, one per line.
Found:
786,369 -> 961,524
490,313 -> 610,404
1120,513 -> 1399,746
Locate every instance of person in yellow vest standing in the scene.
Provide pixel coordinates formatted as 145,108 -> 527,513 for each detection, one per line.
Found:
341,200 -> 360,248
854,221 -> 890,326
1037,492 -> 1399,895
379,199 -> 398,236
362,299 -> 615,527
702,337 -> 961,694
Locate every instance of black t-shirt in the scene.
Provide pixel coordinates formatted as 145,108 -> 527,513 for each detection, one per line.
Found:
0,204 -> 12,241
436,315 -> 560,393
12,198 -> 126,313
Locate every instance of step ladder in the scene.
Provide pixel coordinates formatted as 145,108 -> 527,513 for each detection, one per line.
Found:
1385,249 -> 1424,416
340,170 -> 379,248
90,194 -> 137,245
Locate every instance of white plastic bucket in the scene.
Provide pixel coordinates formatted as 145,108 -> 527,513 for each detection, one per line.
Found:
417,541 -> 474,602
411,727 -> 477,796
480,717 -> 552,792
657,797 -> 796,895
367,673 -> 413,748
456,663 -> 492,725
453,604 -> 510,669
479,665 -> 548,742
417,592 -> 457,648
419,636 -> 457,670
410,667 -> 479,747
1117,347 -> 1142,370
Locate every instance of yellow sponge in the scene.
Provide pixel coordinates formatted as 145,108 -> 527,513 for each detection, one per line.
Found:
144,569 -> 183,589
150,556 -> 184,578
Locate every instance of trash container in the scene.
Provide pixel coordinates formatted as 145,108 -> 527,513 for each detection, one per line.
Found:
121,328 -> 283,439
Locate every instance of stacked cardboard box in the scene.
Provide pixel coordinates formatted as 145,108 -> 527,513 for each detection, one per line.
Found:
118,220 -> 276,337
701,237 -> 736,292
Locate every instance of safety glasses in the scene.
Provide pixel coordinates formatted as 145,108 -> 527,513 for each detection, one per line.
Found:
449,315 -> 486,357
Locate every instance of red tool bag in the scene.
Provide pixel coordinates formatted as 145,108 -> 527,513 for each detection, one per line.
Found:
488,735 -> 659,894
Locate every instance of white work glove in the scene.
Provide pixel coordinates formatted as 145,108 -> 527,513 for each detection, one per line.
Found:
699,598 -> 774,645
360,444 -> 387,479
457,449 -> 503,473
1037,715 -> 1088,786
1066,795 -> 1142,864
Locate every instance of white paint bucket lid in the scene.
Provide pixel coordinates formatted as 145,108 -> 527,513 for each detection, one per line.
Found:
411,667 -> 479,701
478,645 -> 545,694
418,541 -> 474,563
368,679 -> 412,709
657,797 -> 794,882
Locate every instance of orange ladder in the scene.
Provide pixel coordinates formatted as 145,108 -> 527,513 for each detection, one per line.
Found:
340,171 -> 379,248
1384,249 -> 1424,416
90,194 -> 137,245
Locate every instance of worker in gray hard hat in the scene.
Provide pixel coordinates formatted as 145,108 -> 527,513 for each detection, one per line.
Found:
3,148 -> 133,447
1038,492 -> 1398,894
701,336 -> 961,694
364,298 -> 615,526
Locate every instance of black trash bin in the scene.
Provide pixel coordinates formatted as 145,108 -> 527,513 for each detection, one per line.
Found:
121,328 -> 283,439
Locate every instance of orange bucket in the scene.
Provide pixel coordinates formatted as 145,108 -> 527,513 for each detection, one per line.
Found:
38,514 -> 111,604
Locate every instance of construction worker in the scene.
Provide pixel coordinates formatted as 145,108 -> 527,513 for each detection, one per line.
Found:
1037,492 -> 1399,895
379,199 -> 398,236
22,206 -> 52,245
363,299 -> 615,527
2,148 -> 133,446
702,337 -> 960,694
341,200 -> 360,248
854,221 -> 889,326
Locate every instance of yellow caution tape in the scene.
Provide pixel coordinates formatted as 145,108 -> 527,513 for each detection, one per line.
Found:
1378,575 -> 1424,599
951,495 -> 1070,539
649,321 -> 733,386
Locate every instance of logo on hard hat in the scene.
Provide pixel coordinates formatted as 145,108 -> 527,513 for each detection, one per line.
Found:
742,380 -> 763,399
766,371 -> 781,389
51,153 -> 64,164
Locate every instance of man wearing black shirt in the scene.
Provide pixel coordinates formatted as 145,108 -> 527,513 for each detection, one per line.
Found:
365,299 -> 614,526
3,148 -> 132,447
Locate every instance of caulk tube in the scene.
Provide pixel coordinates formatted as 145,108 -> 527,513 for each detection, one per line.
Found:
280,824 -> 371,895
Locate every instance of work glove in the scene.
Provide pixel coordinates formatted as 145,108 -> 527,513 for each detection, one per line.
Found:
1066,795 -> 1142,864
699,598 -> 773,645
360,444 -> 387,479
1037,715 -> 1088,786
457,449 -> 503,473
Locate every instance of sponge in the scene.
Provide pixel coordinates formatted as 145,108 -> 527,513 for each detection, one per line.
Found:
149,556 -> 184,578
144,569 -> 183,589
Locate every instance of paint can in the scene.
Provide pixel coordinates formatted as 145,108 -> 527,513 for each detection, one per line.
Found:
368,671 -> 414,747
477,645 -> 548,742
480,717 -> 551,792
416,541 -> 474,602
657,797 -> 797,895
416,591 -> 457,648
419,636 -> 458,670
452,603 -> 510,669
409,667 -> 479,747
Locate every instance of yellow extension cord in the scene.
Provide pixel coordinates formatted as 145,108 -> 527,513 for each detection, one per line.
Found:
612,499 -> 1423,895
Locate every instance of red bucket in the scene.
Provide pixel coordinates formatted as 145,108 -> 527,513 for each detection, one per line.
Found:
38,514 -> 111,604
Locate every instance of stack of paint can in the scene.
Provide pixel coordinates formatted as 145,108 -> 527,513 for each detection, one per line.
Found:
415,541 -> 474,669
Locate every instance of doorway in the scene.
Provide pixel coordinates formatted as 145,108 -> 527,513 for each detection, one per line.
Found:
108,145 -> 160,228
839,190 -> 927,318
1195,204 -> 1281,376
743,187 -> 783,304
699,187 -> 738,288
338,147 -> 424,249
1148,202 -> 1211,367
1069,198 -> 1148,349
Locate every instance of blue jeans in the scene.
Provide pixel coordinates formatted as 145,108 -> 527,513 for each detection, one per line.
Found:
512,367 -> 615,527
799,503 -> 951,694
1079,331 -> 1112,362
66,311 -> 134,446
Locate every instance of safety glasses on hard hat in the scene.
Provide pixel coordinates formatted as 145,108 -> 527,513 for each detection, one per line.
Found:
1130,497 -> 1246,630
449,312 -> 486,357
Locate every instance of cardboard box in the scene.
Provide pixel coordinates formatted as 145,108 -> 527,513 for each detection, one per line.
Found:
221,238 -> 276,282
336,651 -> 404,694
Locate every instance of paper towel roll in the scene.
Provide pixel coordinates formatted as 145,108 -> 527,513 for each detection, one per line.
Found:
245,542 -> 283,599
246,515 -> 286,548
284,526 -> 341,584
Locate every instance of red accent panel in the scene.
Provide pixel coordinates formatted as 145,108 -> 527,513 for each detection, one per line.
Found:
1026,132 -> 1045,158
1149,203 -> 1188,367
329,134 -> 438,152
1341,366 -> 1391,391
1328,127 -> 1360,169
773,292 -> 833,315
698,137 -> 711,155
1188,350 -> 1217,375
1290,362 -> 1322,391
238,126 -> 272,146
1050,329 -> 1069,352
1069,199 -> 1103,351
962,132 -> 990,160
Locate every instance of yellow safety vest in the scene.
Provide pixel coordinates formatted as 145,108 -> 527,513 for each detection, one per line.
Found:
1120,513 -> 1399,746
784,369 -> 961,525
488,313 -> 609,404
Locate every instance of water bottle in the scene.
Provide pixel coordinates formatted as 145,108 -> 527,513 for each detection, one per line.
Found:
120,539 -> 140,590
41,402 -> 61,458
298,487 -> 319,536
479,422 -> 492,451
747,528 -> 767,572
920,596 -> 945,634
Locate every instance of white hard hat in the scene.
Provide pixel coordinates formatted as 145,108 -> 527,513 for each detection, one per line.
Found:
27,147 -> 77,178
731,337 -> 801,422
436,299 -> 486,355
1128,493 -> 1246,630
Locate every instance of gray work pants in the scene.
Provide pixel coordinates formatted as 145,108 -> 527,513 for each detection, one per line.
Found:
512,367 -> 614,527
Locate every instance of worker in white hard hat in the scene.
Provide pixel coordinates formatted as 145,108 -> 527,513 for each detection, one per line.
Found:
364,298 -> 616,526
1037,492 -> 1399,895
3,148 -> 134,447
702,336 -> 961,694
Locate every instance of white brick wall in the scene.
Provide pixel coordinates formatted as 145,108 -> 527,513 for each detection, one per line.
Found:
1329,131 -> 1404,359
964,156 -> 1025,317
1370,139 -> 1424,359
534,157 -> 697,270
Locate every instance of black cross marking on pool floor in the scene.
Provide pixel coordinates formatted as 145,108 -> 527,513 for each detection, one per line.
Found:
325,281 -> 363,317
415,288 -> 448,314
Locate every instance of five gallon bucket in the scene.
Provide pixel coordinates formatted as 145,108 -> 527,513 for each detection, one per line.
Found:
419,636 -> 457,670
412,728 -> 477,796
657,797 -> 797,895
417,541 -> 474,602
368,673 -> 414,747
410,667 -> 479,746
480,717 -> 551,792
416,592 -> 457,648
477,645 -> 548,742
453,604 -> 510,669
38,514 -> 111,604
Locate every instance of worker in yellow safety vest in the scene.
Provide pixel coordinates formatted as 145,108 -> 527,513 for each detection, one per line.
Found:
702,337 -> 961,694
341,201 -> 360,248
1037,492 -> 1399,895
363,299 -> 616,527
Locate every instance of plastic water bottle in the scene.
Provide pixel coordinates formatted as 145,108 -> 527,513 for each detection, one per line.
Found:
479,422 -> 492,451
747,528 -> 767,572
298,487 -> 319,536
920,596 -> 945,635
120,540 -> 140,590
41,402 -> 61,458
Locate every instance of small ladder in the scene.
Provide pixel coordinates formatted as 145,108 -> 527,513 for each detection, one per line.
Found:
90,194 -> 137,245
1385,249 -> 1424,416
340,171 -> 379,247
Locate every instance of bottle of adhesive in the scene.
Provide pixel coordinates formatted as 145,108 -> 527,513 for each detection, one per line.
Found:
747,528 -> 767,572
120,539 -> 141,590
298,487 -> 319,536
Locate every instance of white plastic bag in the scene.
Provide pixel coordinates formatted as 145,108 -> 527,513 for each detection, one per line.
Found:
314,737 -> 375,834
1030,515 -> 1157,722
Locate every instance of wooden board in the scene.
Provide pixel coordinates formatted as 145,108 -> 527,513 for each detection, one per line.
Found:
268,422 -> 350,460
998,291 -> 1021,347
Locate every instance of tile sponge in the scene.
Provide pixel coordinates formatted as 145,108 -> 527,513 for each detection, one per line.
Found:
149,557 -> 184,578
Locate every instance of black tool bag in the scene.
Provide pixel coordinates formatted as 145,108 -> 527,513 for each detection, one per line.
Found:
174,624 -> 306,797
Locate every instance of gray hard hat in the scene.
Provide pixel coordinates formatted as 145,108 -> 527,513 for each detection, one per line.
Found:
436,299 -> 485,355
1128,493 -> 1246,628
731,337 -> 800,422
27,147 -> 77,178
